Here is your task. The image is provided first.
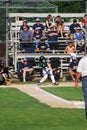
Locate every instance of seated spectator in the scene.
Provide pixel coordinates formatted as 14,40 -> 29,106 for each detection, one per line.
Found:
47,25 -> 59,51
55,15 -> 64,37
63,26 -> 70,38
69,52 -> 77,63
32,18 -> 45,36
0,60 -> 11,85
68,18 -> 81,36
74,27 -> 85,53
38,56 -> 58,85
19,26 -> 34,53
49,58 -> 61,81
81,14 -> 87,29
64,42 -> 77,54
69,34 -> 76,47
19,58 -> 34,82
35,38 -> 50,53
45,14 -> 53,31
33,27 -> 43,49
69,57 -> 78,81
20,19 -> 29,32
69,34 -> 75,42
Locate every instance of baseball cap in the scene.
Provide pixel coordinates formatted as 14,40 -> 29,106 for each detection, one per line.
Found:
36,18 -> 40,22
39,56 -> 46,61
72,57 -> 77,60
23,58 -> 28,62
23,19 -> 27,22
50,25 -> 54,28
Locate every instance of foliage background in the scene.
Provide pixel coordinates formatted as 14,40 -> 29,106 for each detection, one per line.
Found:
0,1 -> 86,42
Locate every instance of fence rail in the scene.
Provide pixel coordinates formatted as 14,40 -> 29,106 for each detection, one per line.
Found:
9,13 -> 85,18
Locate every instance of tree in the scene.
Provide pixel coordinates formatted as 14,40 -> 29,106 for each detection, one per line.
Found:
51,1 -> 85,13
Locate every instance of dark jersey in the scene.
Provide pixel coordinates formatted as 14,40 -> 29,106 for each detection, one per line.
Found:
47,30 -> 58,41
39,61 -> 48,69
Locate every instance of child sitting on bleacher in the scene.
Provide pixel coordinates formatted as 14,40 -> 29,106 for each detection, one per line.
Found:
33,27 -> 43,49
64,42 -> 77,54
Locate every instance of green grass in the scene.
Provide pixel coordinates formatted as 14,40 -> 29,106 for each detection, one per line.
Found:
0,88 -> 87,130
42,87 -> 83,101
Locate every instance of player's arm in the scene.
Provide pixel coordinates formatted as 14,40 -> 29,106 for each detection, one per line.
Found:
75,72 -> 81,88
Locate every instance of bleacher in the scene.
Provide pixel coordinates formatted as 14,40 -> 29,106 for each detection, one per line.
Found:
8,13 -> 85,79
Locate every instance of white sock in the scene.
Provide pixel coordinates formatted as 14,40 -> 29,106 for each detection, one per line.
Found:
23,79 -> 26,82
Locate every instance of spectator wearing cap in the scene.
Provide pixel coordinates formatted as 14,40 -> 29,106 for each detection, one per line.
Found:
33,27 -> 49,52
68,18 -> 81,36
47,25 -> 59,51
74,27 -> 85,52
69,56 -> 78,81
33,27 -> 43,49
19,58 -> 34,82
32,18 -> 45,37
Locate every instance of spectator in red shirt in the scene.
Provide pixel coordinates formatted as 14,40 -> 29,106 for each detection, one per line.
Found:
82,14 -> 87,29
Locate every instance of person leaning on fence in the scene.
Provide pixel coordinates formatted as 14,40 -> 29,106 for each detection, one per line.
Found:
38,56 -> 58,86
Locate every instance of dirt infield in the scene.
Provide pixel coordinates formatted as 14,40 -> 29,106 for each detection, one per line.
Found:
0,82 -> 84,109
